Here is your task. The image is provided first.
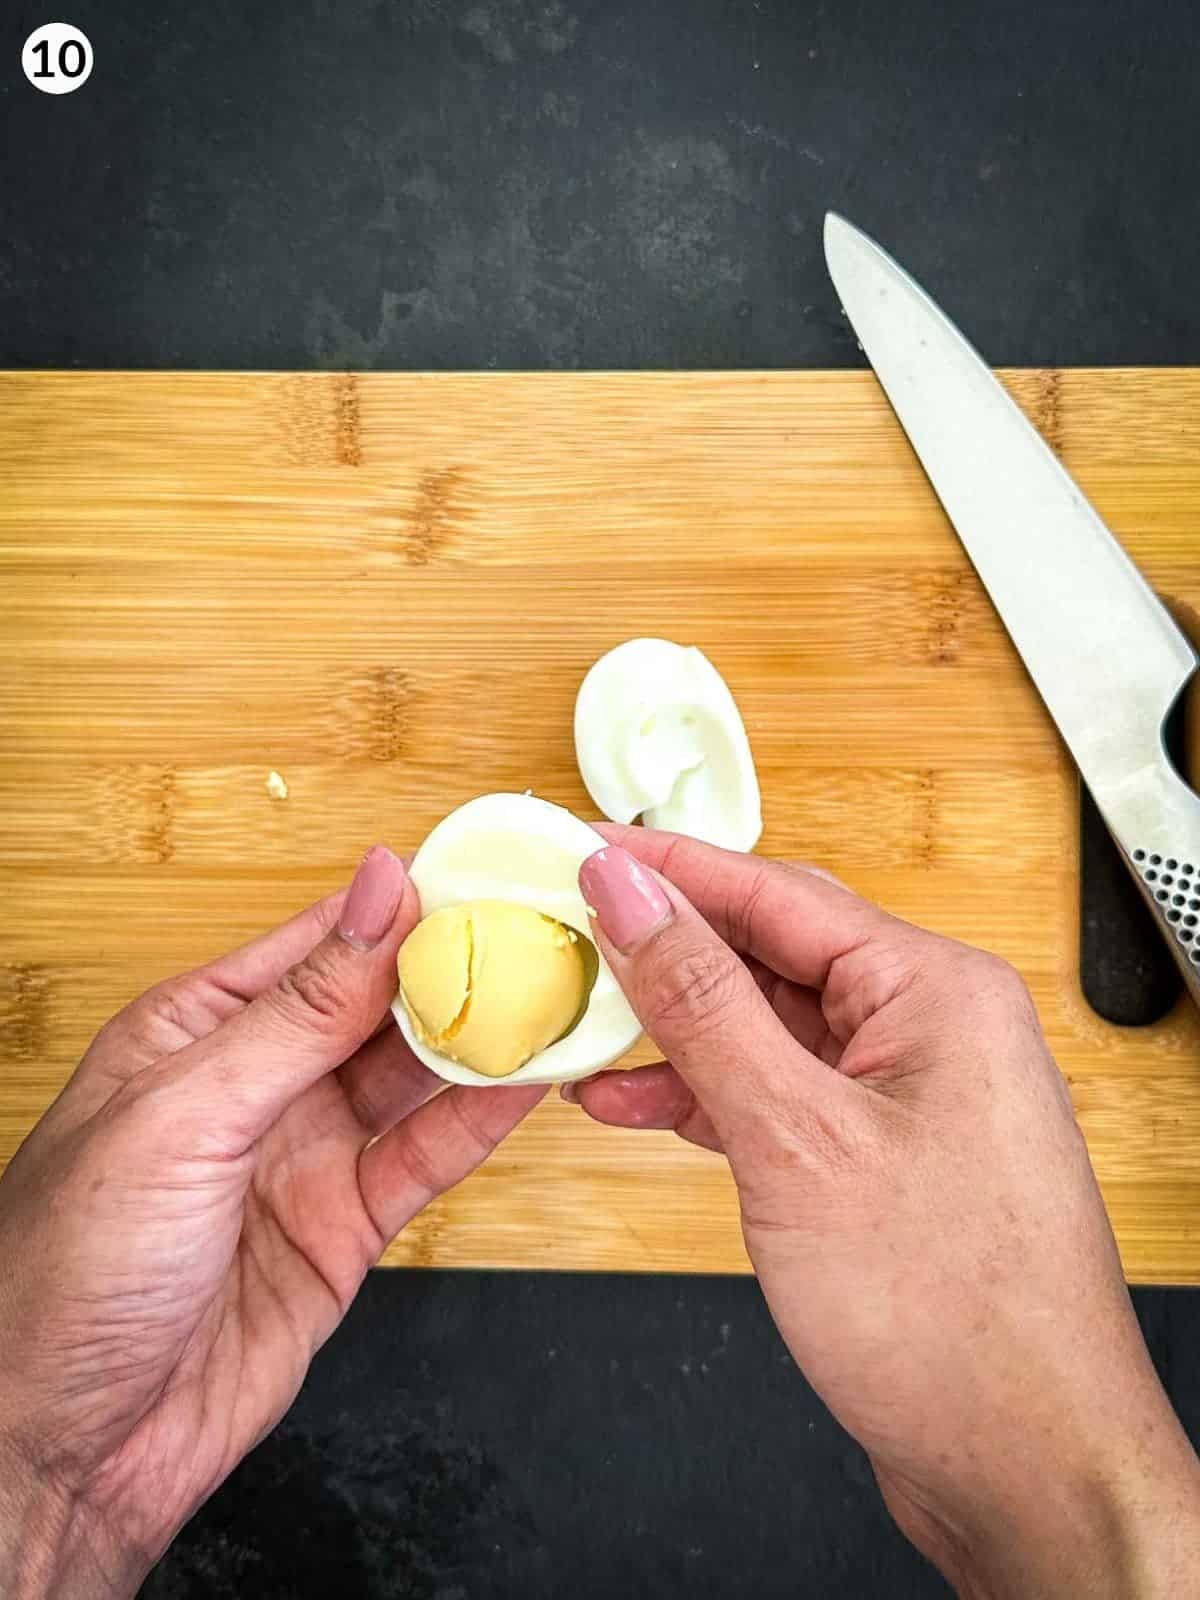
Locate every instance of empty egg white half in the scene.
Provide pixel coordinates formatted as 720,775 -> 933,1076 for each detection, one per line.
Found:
391,792 -> 642,1087
574,638 -> 763,851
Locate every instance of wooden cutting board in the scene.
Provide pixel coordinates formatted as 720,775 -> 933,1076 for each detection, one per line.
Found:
3,370 -> 1200,1282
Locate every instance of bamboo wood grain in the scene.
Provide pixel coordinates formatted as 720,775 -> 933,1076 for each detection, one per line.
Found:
3,369 -> 1200,1281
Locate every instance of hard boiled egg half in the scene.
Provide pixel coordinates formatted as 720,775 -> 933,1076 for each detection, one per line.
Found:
391,792 -> 642,1087
575,638 -> 762,851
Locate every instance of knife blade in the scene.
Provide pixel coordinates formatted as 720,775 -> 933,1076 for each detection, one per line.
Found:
824,211 -> 1200,1004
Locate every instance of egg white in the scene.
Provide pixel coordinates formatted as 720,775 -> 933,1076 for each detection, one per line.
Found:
574,638 -> 763,852
391,792 -> 643,1086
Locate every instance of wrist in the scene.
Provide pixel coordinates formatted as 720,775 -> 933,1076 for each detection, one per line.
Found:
0,1433 -> 148,1600
946,1440 -> 1200,1599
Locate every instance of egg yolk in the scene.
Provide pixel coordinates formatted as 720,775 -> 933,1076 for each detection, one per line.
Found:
396,899 -> 593,1078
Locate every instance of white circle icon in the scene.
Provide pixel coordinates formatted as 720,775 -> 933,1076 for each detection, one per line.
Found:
22,23 -> 93,94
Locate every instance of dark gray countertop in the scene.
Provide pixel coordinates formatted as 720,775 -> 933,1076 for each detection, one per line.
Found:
4,0 -> 1199,372
4,1 -> 1199,1594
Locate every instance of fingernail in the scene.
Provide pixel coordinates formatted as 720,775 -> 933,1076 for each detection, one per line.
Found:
338,846 -> 407,951
559,1082 -> 580,1104
579,846 -> 673,953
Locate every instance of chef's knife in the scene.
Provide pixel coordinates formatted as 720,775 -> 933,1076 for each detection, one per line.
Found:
823,212 -> 1200,1005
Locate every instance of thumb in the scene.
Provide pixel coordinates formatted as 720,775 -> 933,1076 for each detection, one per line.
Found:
158,846 -> 418,1151
579,846 -> 856,1152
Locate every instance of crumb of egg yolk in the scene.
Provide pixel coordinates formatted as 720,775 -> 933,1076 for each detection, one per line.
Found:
396,899 -> 592,1078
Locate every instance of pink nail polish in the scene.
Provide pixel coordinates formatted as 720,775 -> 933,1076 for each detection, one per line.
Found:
338,846 -> 407,951
559,1082 -> 580,1104
579,846 -> 672,953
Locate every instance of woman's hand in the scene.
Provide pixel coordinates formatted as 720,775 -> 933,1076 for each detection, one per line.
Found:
573,828 -> 1200,1599
0,847 -> 543,1600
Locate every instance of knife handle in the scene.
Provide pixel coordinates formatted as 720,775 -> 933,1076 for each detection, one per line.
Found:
1080,787 -> 1180,1025
1127,850 -> 1200,1001
1110,758 -> 1200,1009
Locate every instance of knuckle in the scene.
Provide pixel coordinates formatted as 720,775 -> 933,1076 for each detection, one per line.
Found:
654,832 -> 693,884
965,948 -> 1031,1010
273,946 -> 349,1033
824,932 -> 916,1034
390,1117 -> 444,1200
143,980 -> 197,1032
989,952 -> 1027,994
102,979 -> 198,1057
449,1090 -> 501,1162
642,940 -> 744,1041
722,863 -> 775,952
